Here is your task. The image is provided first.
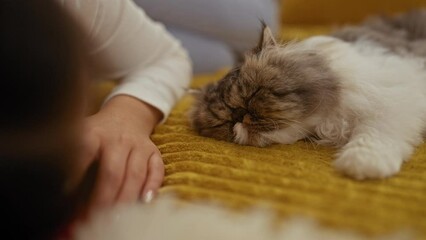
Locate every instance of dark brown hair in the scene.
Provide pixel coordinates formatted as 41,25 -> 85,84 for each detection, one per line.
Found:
1,0 -> 90,133
0,0 -> 92,239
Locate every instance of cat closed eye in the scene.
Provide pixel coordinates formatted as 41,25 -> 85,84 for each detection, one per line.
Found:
271,91 -> 292,97
272,89 -> 308,97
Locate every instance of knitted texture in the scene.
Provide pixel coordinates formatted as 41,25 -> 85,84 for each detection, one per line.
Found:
151,72 -> 426,238
92,1 -> 426,236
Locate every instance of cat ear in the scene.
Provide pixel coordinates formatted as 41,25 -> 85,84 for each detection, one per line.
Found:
261,24 -> 277,47
253,22 -> 277,54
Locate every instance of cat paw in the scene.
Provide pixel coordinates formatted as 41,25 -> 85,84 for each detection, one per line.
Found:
333,147 -> 402,180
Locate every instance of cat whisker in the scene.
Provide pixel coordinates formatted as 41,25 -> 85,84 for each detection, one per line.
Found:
275,119 -> 318,149
263,118 -> 280,130
279,118 -> 303,125
288,124 -> 318,150
301,132 -> 318,150
278,119 -> 316,137
306,92 -> 326,117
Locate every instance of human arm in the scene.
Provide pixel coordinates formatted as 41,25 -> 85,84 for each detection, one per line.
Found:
63,0 -> 192,210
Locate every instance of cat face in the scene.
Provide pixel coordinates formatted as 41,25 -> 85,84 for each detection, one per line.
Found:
190,26 -> 339,146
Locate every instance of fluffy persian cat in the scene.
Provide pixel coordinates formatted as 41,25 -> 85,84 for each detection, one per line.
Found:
189,10 -> 426,180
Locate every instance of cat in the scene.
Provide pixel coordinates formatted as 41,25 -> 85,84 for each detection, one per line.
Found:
189,10 -> 426,180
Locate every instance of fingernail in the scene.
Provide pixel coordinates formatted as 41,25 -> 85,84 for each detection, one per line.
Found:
142,190 -> 154,203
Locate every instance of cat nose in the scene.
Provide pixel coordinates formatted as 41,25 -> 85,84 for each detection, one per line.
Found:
232,108 -> 247,123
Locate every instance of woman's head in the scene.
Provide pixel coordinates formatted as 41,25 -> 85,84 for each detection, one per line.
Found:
1,0 -> 90,136
1,0 -> 92,238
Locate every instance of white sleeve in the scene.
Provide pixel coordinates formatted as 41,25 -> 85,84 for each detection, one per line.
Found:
62,0 -> 192,121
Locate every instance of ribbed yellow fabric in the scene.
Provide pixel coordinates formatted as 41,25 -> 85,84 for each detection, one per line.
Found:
92,1 -> 426,237
152,72 -> 426,238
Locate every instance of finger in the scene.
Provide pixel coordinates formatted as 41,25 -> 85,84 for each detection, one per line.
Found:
65,133 -> 100,193
89,145 -> 129,210
140,153 -> 165,202
115,149 -> 149,202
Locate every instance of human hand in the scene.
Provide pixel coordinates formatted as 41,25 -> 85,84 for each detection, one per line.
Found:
70,95 -> 164,213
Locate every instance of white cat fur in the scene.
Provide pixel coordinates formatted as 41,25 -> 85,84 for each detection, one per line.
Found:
250,36 -> 426,180
76,196 -> 412,240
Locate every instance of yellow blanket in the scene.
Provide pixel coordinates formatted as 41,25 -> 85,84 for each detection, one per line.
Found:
153,72 -> 426,238
95,1 -> 426,237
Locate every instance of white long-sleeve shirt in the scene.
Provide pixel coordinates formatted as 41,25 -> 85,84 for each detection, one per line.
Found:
61,0 -> 192,120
